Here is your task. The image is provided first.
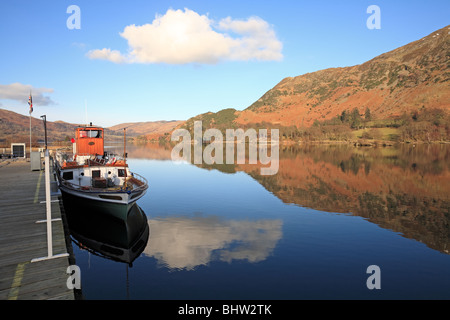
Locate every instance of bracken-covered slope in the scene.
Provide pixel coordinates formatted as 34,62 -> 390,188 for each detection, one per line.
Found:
234,25 -> 450,128
109,120 -> 184,140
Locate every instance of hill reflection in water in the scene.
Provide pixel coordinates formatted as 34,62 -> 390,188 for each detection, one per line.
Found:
213,143 -> 450,255
122,142 -> 449,255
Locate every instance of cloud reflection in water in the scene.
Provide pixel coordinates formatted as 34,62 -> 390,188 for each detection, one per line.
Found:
143,215 -> 283,270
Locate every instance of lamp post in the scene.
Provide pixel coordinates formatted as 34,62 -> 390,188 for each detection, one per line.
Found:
40,115 -> 47,150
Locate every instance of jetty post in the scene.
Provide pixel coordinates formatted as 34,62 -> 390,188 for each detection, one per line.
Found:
31,149 -> 69,263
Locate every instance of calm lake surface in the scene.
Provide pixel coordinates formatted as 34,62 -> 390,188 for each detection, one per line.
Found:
64,143 -> 450,300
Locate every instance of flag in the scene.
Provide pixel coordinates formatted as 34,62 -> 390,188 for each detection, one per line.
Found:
28,93 -> 33,114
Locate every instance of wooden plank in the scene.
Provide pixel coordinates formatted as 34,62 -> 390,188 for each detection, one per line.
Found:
0,160 -> 76,300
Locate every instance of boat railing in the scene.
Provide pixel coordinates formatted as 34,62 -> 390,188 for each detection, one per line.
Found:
54,161 -> 148,194
128,172 -> 148,190
58,157 -> 132,169
55,151 -> 126,164
58,176 -> 147,193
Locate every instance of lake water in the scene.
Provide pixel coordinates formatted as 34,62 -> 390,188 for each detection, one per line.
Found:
64,142 -> 450,300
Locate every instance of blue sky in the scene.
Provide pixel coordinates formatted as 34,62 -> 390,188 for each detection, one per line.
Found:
0,0 -> 448,127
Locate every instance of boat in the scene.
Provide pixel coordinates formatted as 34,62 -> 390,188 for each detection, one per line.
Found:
54,124 -> 148,220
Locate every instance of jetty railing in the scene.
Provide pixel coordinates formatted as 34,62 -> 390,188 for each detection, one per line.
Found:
31,150 -> 70,263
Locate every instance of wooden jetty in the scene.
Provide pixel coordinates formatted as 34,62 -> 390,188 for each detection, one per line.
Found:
0,158 -> 76,300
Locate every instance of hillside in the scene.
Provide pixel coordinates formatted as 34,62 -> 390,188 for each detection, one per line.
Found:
238,25 -> 449,127
109,120 -> 184,140
0,108 -> 182,146
0,109 -> 79,146
180,25 -> 449,142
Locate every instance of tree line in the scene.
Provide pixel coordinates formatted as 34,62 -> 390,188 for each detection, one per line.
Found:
278,107 -> 449,142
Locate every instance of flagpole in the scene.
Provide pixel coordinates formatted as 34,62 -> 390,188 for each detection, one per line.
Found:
28,91 -> 32,160
29,113 -> 32,159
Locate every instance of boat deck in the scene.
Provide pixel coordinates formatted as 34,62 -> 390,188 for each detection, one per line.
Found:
0,159 -> 77,300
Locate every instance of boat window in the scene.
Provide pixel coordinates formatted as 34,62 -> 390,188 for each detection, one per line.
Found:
88,130 -> 102,138
78,130 -> 102,138
99,195 -> 122,201
62,171 -> 73,180
118,169 -> 126,177
92,170 -> 101,178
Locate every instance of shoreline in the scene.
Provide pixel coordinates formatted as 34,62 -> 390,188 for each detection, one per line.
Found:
134,139 -> 450,147
2,139 -> 449,153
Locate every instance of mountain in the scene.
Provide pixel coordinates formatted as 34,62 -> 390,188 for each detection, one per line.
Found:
237,25 -> 449,127
0,108 -> 182,146
109,120 -> 184,140
0,109 -> 79,145
181,25 -> 449,138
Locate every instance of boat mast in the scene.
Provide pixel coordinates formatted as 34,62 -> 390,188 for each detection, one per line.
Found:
85,99 -> 88,127
123,127 -> 127,186
123,127 -> 127,166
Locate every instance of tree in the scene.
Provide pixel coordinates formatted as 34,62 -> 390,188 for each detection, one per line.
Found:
340,110 -> 348,123
365,107 -> 371,121
351,108 -> 362,129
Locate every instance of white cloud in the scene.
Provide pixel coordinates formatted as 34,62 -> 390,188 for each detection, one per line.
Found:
87,48 -> 127,64
218,16 -> 283,61
0,83 -> 55,106
87,8 -> 283,65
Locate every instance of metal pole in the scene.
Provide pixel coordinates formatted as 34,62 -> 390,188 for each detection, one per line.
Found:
123,128 -> 127,181
29,91 -> 32,159
123,127 -> 127,161
41,115 -> 47,150
44,149 -> 52,257
29,114 -> 32,159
